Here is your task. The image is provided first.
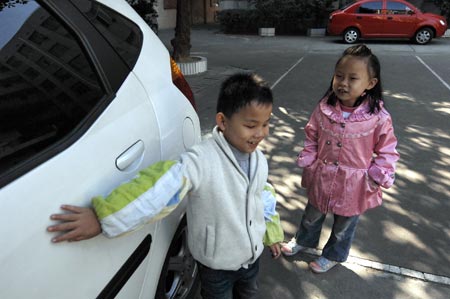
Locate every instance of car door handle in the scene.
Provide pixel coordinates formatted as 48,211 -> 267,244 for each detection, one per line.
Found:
356,16 -> 362,19
387,16 -> 393,20
116,140 -> 145,171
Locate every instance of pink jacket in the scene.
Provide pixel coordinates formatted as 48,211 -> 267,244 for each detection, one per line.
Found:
298,97 -> 399,216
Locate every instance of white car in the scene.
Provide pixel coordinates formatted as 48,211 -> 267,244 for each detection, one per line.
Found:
0,0 -> 201,298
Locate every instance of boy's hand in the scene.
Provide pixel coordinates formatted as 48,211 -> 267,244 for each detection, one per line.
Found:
47,205 -> 101,243
269,243 -> 281,259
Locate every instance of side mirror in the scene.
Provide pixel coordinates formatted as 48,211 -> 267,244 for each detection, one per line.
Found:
407,10 -> 415,15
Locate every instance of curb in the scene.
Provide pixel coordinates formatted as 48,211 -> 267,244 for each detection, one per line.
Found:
301,247 -> 450,286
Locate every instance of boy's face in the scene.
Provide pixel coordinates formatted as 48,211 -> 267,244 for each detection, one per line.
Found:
216,101 -> 272,154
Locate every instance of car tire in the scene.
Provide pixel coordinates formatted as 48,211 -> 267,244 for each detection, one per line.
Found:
343,28 -> 360,44
414,27 -> 433,45
155,217 -> 200,299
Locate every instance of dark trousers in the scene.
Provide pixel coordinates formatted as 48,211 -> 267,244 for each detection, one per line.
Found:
295,203 -> 359,262
198,259 -> 259,299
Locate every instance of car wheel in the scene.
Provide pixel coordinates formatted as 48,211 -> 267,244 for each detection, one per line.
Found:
414,27 -> 433,45
343,28 -> 360,44
155,218 -> 200,299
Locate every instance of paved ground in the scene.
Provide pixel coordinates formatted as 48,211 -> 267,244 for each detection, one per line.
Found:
159,26 -> 450,299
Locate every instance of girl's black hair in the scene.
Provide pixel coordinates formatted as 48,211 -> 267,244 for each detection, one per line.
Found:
325,44 -> 383,114
216,73 -> 273,118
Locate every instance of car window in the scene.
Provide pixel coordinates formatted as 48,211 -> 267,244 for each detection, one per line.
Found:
0,1 -> 104,182
76,0 -> 143,70
386,2 -> 413,15
357,1 -> 383,14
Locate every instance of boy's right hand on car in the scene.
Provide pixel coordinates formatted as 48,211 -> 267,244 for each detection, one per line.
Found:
47,205 -> 101,243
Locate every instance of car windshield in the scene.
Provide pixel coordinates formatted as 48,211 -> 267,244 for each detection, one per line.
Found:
340,1 -> 355,10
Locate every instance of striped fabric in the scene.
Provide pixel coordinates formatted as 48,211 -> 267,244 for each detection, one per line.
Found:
262,183 -> 284,245
92,161 -> 185,237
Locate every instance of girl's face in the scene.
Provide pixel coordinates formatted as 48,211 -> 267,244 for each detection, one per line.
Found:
216,101 -> 272,153
332,55 -> 378,107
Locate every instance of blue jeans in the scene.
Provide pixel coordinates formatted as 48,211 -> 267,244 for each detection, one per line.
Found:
295,203 -> 359,262
198,259 -> 259,299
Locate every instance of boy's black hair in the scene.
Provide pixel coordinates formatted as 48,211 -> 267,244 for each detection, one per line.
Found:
326,44 -> 383,114
217,73 -> 273,118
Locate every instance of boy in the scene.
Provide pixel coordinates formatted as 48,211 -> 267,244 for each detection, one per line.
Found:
48,73 -> 284,299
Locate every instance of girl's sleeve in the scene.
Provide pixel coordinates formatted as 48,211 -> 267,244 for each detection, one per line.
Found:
297,106 -> 320,168
92,160 -> 191,238
368,114 -> 400,188
261,183 -> 284,246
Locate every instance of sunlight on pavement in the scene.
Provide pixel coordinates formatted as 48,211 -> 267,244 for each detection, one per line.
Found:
408,136 -> 435,148
381,199 -> 410,217
300,281 -> 327,299
432,101 -> 450,115
384,90 -> 416,102
381,222 -> 428,251
398,279 -> 429,299
396,166 -> 427,184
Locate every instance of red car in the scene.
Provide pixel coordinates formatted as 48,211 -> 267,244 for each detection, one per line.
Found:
327,0 -> 448,44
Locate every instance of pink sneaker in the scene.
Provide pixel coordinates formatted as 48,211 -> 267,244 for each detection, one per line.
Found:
309,256 -> 338,273
281,238 -> 305,256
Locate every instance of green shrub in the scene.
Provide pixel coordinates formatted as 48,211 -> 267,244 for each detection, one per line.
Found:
217,9 -> 259,34
218,0 -> 335,35
435,0 -> 450,23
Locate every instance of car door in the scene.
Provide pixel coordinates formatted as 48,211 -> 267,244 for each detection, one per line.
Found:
0,1 -> 161,298
384,1 -> 418,36
353,1 -> 385,36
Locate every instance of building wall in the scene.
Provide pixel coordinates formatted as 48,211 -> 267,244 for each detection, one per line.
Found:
155,0 -> 219,29
219,0 -> 250,10
155,0 -> 176,29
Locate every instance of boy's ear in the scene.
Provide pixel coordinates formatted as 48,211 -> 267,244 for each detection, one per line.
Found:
216,112 -> 226,131
366,78 -> 378,90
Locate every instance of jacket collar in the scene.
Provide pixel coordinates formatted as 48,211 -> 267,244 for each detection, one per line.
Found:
319,94 -> 382,123
212,126 -> 258,182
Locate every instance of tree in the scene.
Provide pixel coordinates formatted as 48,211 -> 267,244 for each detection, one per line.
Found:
126,0 -> 158,33
436,0 -> 450,23
0,0 -> 28,12
171,0 -> 192,62
127,0 -> 192,62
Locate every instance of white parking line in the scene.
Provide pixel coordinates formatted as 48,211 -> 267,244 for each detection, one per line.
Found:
271,57 -> 305,89
302,247 -> 450,286
415,56 -> 450,91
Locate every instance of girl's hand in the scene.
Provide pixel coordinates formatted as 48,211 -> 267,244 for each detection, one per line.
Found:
47,205 -> 101,243
269,243 -> 281,259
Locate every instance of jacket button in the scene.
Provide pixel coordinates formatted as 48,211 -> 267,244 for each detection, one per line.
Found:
323,159 -> 328,164
341,123 -> 346,128
249,220 -> 252,226
337,142 -> 342,147
255,245 -> 258,251
326,140 -> 331,145
334,161 -> 339,166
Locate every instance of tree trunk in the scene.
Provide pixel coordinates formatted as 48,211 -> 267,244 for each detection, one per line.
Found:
171,0 -> 191,61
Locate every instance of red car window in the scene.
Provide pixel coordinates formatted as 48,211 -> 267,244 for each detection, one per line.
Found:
386,1 -> 414,15
357,1 -> 383,14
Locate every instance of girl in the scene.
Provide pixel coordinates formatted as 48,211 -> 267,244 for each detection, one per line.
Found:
281,44 -> 400,273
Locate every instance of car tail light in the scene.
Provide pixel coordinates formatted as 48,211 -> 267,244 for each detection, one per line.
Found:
170,58 -> 196,110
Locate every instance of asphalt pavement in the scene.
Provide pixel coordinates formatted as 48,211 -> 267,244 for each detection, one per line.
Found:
158,26 -> 450,299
